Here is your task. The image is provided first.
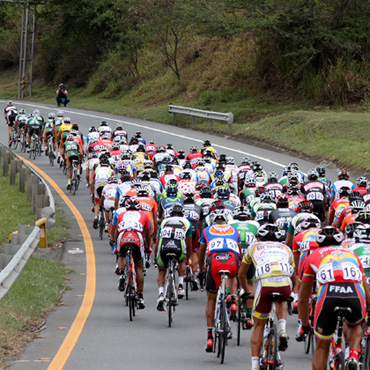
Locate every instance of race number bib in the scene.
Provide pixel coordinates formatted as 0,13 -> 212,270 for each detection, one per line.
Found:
306,192 -> 324,201
341,262 -> 362,282
317,263 -> 335,284
160,227 -> 186,240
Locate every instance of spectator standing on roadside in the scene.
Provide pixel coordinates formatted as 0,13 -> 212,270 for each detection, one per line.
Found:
56,83 -> 70,107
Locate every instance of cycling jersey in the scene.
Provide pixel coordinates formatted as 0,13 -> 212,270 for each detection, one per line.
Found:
268,208 -> 297,241
351,242 -> 370,284
228,219 -> 259,252
287,212 -> 321,236
331,180 -> 355,200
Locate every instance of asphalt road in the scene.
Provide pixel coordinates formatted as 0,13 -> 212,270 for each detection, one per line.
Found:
0,100 -> 340,370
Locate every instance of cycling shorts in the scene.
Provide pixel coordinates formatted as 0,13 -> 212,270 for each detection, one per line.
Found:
206,252 -> 239,294
253,284 -> 292,320
94,184 -> 105,202
17,121 -> 26,129
157,239 -> 185,269
312,201 -> 326,222
7,114 -> 16,127
66,154 -> 79,169
117,230 -> 143,263
191,223 -> 200,251
241,247 -> 256,282
28,127 -> 40,137
314,282 -> 366,341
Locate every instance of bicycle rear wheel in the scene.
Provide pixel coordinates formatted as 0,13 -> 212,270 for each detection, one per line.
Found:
99,212 -> 105,240
32,146 -> 36,160
333,351 -> 345,370
12,135 -> 18,150
185,266 -> 190,301
127,272 -> 134,321
167,275 -> 173,327
220,300 -> 227,364
237,297 -> 242,346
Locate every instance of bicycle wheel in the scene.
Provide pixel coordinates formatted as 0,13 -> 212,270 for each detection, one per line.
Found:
167,273 -> 173,327
185,266 -> 190,301
13,135 -> 18,150
99,212 -> 105,240
127,272 -> 134,321
220,299 -> 227,364
21,137 -> 26,152
363,336 -> 370,370
237,297 -> 242,346
32,146 -> 36,160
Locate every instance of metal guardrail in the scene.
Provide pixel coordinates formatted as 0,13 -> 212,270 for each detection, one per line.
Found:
168,104 -> 234,131
0,225 -> 40,300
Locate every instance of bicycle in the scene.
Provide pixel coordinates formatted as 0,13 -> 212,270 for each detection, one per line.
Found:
47,136 -> 55,166
98,207 -> 105,240
260,292 -> 292,370
20,131 -> 27,152
359,312 -> 370,369
303,293 -> 317,357
213,270 -> 232,364
70,160 -> 80,196
28,134 -> 38,160
328,306 -> 352,370
121,246 -> 138,321
164,253 -> 178,328
185,262 -> 193,300
236,289 -> 254,346
10,130 -> 19,150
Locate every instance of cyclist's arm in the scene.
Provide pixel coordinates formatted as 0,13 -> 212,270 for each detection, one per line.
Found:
285,231 -> 293,247
297,279 -> 313,327
143,227 -> 151,251
237,261 -> 251,295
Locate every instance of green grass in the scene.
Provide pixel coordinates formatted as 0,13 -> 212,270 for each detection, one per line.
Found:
0,156 -> 70,369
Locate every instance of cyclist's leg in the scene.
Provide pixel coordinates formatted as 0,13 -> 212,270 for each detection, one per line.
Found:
313,339 -> 331,370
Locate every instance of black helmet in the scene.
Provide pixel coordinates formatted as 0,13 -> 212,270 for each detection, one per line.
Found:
316,226 -> 344,246
338,186 -> 351,196
276,194 -> 289,208
136,186 -> 149,197
257,224 -> 282,242
200,186 -> 212,198
345,222 -> 362,238
300,217 -> 321,230
353,224 -> 370,243
125,198 -> 141,210
316,166 -> 326,177
182,192 -> 195,203
232,206 -> 251,221
100,121 -> 108,126
267,171 -> 278,183
170,204 -> 184,217
355,209 -> 370,224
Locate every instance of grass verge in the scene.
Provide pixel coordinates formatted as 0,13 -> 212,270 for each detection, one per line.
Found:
0,157 -> 70,369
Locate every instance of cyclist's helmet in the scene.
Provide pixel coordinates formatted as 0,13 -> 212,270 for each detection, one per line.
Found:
296,200 -> 314,213
19,108 -> 26,114
136,186 -> 149,197
66,134 -> 74,141
181,172 -> 192,180
307,169 -> 319,180
156,146 -> 166,153
338,186 -> 351,197
214,177 -> 226,187
57,110 -> 64,117
183,161 -> 192,169
70,129 -> 78,136
130,179 -> 142,188
195,182 -> 205,191
232,206 -> 251,221
203,140 -> 211,147
214,169 -> 224,178
211,209 -> 228,224
177,150 -> 185,159
245,177 -> 257,187
135,131 -> 142,137
355,209 -> 370,224
182,192 -> 195,203
349,191 -> 364,202
121,152 -> 131,160
289,162 -> 299,171
260,192 -> 275,203
148,139 -> 155,144
350,200 -> 366,214
300,217 -> 321,230
115,124 -> 123,130
137,144 -> 145,152
170,204 -> 185,217
64,117 -> 71,123
353,224 -> 370,243
316,226 -> 344,246
48,112 -> 55,119
99,156 -> 110,166
316,166 -> 326,177
267,171 -> 278,183
200,186 -> 212,198
226,156 -> 235,165
276,194 -> 289,208
216,186 -> 230,200
107,176 -> 119,184
253,163 -> 263,172
189,145 -> 197,153
33,109 -> 40,115
7,101 -> 13,106
338,169 -> 349,180
139,172 -> 150,181
240,157 -> 252,166
166,183 -> 179,196
111,143 -> 120,151
89,126 -> 96,133
345,222 -> 362,238
287,185 -> 299,195
257,223 -> 282,242
143,159 -> 153,168
125,198 -> 141,210
288,172 -> 299,184
356,176 -> 368,188
100,121 -> 108,126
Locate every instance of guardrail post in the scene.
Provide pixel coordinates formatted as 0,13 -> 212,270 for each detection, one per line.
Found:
192,116 -> 196,127
19,167 -> 27,192
210,119 -> 215,130
10,160 -> 18,185
36,195 -> 49,219
3,152 -> 11,177
26,174 -> 38,201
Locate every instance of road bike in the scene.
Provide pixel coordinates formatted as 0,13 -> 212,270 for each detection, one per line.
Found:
164,253 -> 178,327
184,262 -> 194,300
260,292 -> 292,370
122,246 -> 138,321
213,270 -> 232,364
304,293 -> 317,357
47,136 -> 55,166
10,130 -> 19,150
328,306 -> 352,370
236,289 -> 254,346
70,160 -> 80,196
359,312 -> 370,369
20,130 -> 27,152
28,134 -> 41,160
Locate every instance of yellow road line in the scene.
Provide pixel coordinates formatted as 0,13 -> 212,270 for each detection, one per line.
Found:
19,155 -> 96,370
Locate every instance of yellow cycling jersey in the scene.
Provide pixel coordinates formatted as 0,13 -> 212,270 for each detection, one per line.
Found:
59,123 -> 72,133
243,241 -> 294,287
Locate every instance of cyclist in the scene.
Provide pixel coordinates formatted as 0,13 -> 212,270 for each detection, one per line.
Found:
99,176 -> 121,233
111,198 -> 151,309
353,176 -> 368,195
159,182 -> 183,221
14,108 -> 28,143
264,171 -> 284,199
91,156 -> 114,228
43,113 -> 56,155
300,168 -> 328,224
239,176 -> 257,206
26,113 -> 43,152
298,226 -> 370,370
186,145 -> 202,163
238,223 -> 296,370
98,120 -> 112,139
330,170 -> 355,203
229,206 -> 259,329
60,134 -> 84,190
198,209 -> 241,352
155,204 -> 192,310
144,139 -> 158,159
250,192 -> 276,226
328,186 -> 351,225
112,124 -> 128,143
4,101 -> 18,147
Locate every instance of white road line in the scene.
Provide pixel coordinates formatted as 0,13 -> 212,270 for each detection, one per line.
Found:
1,100 -> 286,168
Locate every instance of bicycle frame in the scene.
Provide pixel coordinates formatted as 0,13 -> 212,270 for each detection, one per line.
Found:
124,247 -> 137,321
164,254 -> 178,328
